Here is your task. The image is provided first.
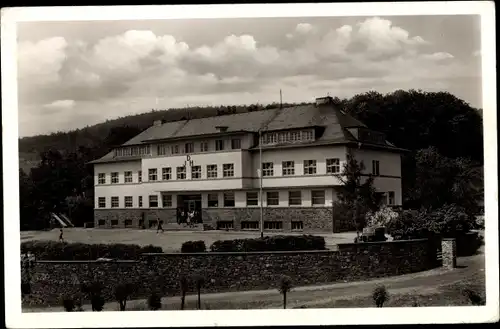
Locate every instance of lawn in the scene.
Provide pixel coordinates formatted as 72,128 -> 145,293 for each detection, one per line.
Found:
20,228 -> 357,252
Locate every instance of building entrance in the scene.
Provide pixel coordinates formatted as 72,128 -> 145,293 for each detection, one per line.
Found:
176,194 -> 202,224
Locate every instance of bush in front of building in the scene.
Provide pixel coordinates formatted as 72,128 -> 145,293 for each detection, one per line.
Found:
209,235 -> 326,252
20,240 -> 163,260
181,240 -> 207,253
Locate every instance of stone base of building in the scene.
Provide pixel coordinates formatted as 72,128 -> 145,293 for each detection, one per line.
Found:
94,207 -> 353,233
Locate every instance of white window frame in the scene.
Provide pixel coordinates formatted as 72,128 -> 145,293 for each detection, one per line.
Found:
326,158 -> 340,174
124,196 -> 133,208
149,195 -> 159,208
162,194 -> 172,208
111,172 -> 119,184
176,166 -> 186,180
98,197 -> 106,208
207,193 -> 219,207
200,141 -> 209,152
138,171 -> 142,183
207,164 -> 218,178
304,160 -> 317,175
291,221 -> 304,230
388,191 -> 395,205
372,160 -> 380,176
246,192 -> 259,206
162,167 -> 172,180
215,139 -> 225,151
111,196 -> 119,208
288,191 -> 302,206
282,161 -> 295,176
138,196 -> 143,208
148,168 -> 158,181
191,165 -> 202,179
266,191 -> 279,206
223,163 -> 234,177
262,162 -> 274,177
223,192 -> 235,207
98,173 -> 106,185
311,190 -> 325,205
171,145 -> 180,154
185,142 -> 194,154
124,171 -> 133,183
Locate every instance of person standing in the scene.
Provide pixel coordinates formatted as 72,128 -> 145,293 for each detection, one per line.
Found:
156,217 -> 164,233
58,228 -> 64,243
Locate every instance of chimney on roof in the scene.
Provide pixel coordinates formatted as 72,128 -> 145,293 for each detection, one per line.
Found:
315,96 -> 334,106
153,119 -> 166,127
215,126 -> 228,132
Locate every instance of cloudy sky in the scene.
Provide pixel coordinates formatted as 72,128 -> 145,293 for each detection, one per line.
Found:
17,15 -> 482,137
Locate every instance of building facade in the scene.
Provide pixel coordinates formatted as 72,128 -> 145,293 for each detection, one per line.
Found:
91,97 -> 405,233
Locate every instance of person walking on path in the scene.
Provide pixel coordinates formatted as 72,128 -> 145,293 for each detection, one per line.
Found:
58,228 -> 64,243
156,217 -> 164,233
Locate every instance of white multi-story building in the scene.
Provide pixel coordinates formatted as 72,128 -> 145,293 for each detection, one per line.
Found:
90,96 -> 405,232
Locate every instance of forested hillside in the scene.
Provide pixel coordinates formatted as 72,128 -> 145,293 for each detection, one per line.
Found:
18,89 -> 484,230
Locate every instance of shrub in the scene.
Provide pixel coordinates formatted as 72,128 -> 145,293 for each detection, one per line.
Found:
209,235 -> 326,252
372,285 -> 389,307
367,206 -> 399,228
114,283 -> 136,311
181,240 -> 207,253
62,296 -> 75,312
91,295 -> 105,312
148,292 -> 162,310
20,240 -> 163,260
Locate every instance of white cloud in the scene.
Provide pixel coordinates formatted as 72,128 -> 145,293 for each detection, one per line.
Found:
17,17 -> 479,136
43,99 -> 76,110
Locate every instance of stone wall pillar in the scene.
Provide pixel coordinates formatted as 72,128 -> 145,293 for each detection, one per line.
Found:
441,238 -> 457,269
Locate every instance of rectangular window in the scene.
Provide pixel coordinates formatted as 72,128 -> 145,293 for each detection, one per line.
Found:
378,192 -> 388,205
262,162 -> 274,176
291,221 -> 304,231
111,172 -> 119,184
98,220 -> 105,226
200,141 -> 209,152
98,197 -> 106,208
124,219 -> 133,227
111,196 -> 119,208
207,165 -> 218,178
124,171 -> 133,183
191,165 -> 201,179
311,190 -> 325,205
176,166 -> 186,180
185,142 -> 194,154
162,194 -> 172,208
266,191 -> 279,206
172,145 -> 180,154
223,163 -> 234,177
215,139 -> 224,151
241,221 -> 259,230
290,131 -> 301,141
372,160 -> 380,176
282,161 -> 295,176
208,193 -> 219,207
246,192 -> 259,206
124,196 -> 133,208
302,130 -> 314,140
388,191 -> 395,205
217,221 -> 234,230
149,195 -> 158,207
304,160 -> 317,175
98,173 -> 106,185
148,168 -> 157,181
162,167 -> 172,180
231,139 -> 241,149
326,158 -> 340,174
223,192 -> 235,207
111,219 -> 119,227
138,171 -> 142,183
264,221 -> 283,230
157,144 -> 169,156
288,191 -> 302,206
138,196 -> 143,208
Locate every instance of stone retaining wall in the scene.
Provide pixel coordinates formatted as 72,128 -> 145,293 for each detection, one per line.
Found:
22,239 -> 441,307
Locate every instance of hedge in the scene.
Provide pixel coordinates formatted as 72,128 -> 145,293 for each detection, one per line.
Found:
210,235 -> 326,252
20,240 -> 163,260
181,240 -> 207,253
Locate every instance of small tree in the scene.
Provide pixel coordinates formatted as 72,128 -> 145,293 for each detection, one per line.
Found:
193,275 -> 205,310
372,285 -> 389,307
333,152 -> 383,237
278,275 -> 293,309
62,296 -> 75,312
114,283 -> 135,311
179,276 -> 188,310
81,281 -> 105,312
148,292 -> 162,310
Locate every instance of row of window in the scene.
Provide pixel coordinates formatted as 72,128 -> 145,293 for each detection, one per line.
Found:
260,129 -> 314,145
97,159 -> 382,184
157,138 -> 241,156
97,219 -> 304,230
96,190 -> 328,209
114,145 -> 151,157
